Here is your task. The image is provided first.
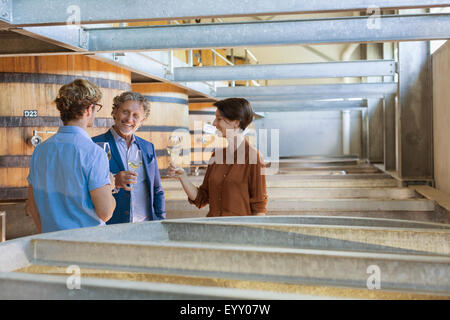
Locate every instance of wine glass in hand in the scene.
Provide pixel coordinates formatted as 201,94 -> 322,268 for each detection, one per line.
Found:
168,163 -> 185,178
167,135 -> 182,168
127,149 -> 142,189
96,142 -> 111,161
128,149 -> 142,171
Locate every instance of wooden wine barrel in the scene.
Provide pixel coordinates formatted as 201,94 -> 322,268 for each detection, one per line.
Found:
0,55 -> 131,201
131,83 -> 190,176
189,102 -> 257,167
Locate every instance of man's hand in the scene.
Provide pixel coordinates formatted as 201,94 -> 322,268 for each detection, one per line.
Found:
109,172 -> 116,191
27,185 -> 42,233
114,170 -> 137,191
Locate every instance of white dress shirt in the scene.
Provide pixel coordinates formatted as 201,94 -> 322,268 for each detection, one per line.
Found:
110,127 -> 151,222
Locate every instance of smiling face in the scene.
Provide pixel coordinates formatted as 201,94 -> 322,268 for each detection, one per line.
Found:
212,109 -> 240,138
112,100 -> 146,138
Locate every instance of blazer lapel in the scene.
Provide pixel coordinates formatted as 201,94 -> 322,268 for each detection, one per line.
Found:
106,130 -> 126,172
135,137 -> 154,183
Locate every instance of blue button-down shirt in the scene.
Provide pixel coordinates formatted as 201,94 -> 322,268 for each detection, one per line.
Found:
27,126 -> 111,233
110,127 -> 150,222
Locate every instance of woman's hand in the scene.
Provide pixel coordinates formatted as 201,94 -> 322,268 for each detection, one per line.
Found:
168,164 -> 186,179
168,164 -> 199,201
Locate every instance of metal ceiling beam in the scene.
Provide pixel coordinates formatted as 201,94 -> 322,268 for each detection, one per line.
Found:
94,52 -> 172,83
251,99 -> 367,112
93,52 -> 215,98
3,0 -> 449,26
216,83 -> 397,100
14,26 -> 88,51
3,14 -> 449,55
0,30 -> 74,55
174,60 -> 396,81
85,14 -> 450,52
0,20 -> 86,55
246,95 -> 385,101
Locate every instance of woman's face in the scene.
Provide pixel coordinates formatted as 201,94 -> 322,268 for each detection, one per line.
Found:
212,109 -> 239,138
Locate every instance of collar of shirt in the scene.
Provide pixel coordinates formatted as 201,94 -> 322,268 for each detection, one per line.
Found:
210,139 -> 250,165
110,126 -> 137,147
58,126 -> 91,139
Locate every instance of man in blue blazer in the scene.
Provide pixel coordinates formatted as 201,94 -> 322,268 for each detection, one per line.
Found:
92,92 -> 165,224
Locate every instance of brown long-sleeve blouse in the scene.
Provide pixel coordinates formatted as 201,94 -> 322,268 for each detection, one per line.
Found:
189,139 -> 268,217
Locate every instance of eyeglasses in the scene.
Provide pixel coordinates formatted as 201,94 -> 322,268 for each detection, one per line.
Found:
93,103 -> 103,112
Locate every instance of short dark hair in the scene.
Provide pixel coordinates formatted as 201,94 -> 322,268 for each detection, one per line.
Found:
213,98 -> 254,130
54,79 -> 102,124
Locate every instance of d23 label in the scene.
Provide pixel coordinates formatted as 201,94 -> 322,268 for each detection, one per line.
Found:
24,110 -> 38,117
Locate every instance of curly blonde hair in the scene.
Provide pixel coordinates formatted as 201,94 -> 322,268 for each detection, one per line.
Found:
111,91 -> 151,119
54,79 -> 102,124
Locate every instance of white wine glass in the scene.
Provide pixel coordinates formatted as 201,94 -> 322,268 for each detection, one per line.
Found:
167,135 -> 182,168
127,149 -> 142,189
95,142 -> 111,161
128,149 -> 142,171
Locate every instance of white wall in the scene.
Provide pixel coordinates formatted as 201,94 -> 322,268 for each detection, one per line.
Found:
432,40 -> 450,195
254,110 -> 362,157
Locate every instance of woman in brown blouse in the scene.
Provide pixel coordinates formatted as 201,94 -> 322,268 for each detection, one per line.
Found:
168,98 -> 268,217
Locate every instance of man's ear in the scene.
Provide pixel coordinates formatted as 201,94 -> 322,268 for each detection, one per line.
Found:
111,108 -> 116,120
85,104 -> 94,117
139,117 -> 147,127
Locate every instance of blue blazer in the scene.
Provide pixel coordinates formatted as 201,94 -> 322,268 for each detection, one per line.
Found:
92,130 -> 165,224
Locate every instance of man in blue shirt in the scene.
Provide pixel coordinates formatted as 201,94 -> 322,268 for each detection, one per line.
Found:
92,91 -> 165,224
27,79 -> 116,233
